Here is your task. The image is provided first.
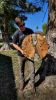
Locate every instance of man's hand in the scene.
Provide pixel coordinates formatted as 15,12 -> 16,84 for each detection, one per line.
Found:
12,43 -> 26,57
20,49 -> 26,56
20,49 -> 24,55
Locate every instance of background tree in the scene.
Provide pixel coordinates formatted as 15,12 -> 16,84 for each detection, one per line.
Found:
0,0 -> 41,50
0,0 -> 56,57
46,0 -> 56,58
31,0 -> 56,58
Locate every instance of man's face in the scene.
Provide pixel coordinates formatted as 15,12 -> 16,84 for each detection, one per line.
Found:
19,23 -> 25,32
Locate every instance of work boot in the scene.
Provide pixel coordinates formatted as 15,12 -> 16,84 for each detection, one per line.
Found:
19,82 -> 24,91
28,82 -> 36,93
30,84 -> 35,93
19,82 -> 24,96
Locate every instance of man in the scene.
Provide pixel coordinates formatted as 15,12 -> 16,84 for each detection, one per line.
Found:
12,17 -> 35,93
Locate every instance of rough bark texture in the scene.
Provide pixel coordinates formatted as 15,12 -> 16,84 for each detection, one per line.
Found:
47,0 -> 56,58
0,12 -> 10,50
48,0 -> 56,30
47,29 -> 56,58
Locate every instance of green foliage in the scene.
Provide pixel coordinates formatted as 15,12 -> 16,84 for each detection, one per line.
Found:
36,26 -> 39,30
0,0 -> 41,38
0,0 -> 4,13
42,23 -> 47,34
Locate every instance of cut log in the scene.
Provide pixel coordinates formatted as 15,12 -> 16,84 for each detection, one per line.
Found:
22,33 -> 49,60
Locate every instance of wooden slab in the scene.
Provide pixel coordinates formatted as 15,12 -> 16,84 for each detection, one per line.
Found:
21,33 -> 49,59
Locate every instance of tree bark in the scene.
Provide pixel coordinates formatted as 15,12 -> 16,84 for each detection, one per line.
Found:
0,10 -> 10,50
47,0 -> 56,58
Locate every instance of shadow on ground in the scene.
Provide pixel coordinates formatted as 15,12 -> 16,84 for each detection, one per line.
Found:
35,54 -> 56,87
23,54 -> 56,100
0,54 -> 17,100
25,54 -> 56,87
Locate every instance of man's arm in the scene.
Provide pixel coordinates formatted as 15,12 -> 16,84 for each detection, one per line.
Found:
12,43 -> 24,54
12,30 -> 24,54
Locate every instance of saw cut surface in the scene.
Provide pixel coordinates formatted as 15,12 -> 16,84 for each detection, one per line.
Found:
22,33 -> 48,59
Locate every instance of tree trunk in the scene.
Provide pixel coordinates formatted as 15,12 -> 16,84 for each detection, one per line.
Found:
0,11 -> 10,50
47,0 -> 56,58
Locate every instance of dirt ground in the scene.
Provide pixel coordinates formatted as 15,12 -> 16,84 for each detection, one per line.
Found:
0,50 -> 56,100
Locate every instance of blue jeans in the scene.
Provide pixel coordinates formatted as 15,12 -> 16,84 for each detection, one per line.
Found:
18,56 -> 35,88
